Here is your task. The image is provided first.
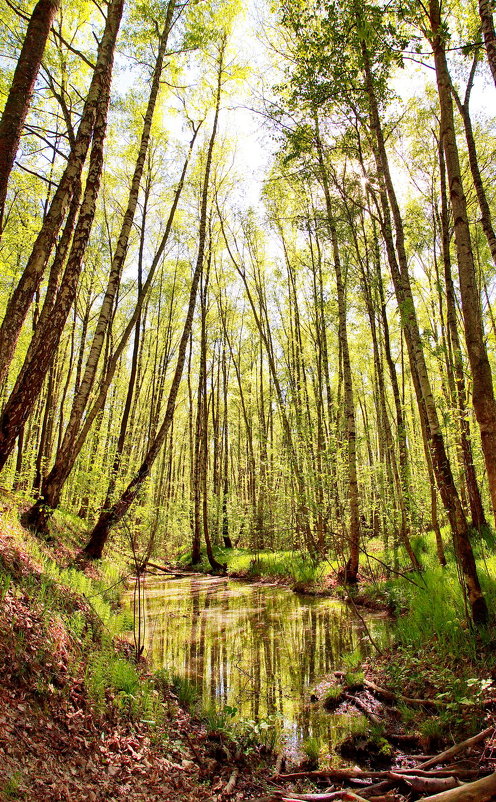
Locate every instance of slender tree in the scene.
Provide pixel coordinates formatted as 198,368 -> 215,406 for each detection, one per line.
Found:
0,0 -> 60,231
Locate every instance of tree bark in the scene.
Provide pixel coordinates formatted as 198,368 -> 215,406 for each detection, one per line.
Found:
0,0 -> 124,387
314,118 -> 360,582
82,41 -> 224,558
429,0 -> 496,527
437,132 -> 486,530
0,31 -> 117,477
452,56 -> 496,270
0,0 -> 60,231
478,0 -> 496,88
362,42 -> 487,625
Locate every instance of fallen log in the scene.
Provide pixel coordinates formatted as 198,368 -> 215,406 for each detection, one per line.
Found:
389,773 -> 460,794
271,794 -> 371,802
276,770 -> 389,782
144,561 -> 177,573
419,726 -> 494,769
418,771 -> 496,801
343,693 -> 382,726
363,679 -> 440,708
276,768 -> 484,783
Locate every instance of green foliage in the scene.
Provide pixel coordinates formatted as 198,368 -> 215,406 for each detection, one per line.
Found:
392,563 -> 496,659
322,684 -> 344,709
343,670 -> 364,688
201,702 -> 279,752
1,772 -> 22,799
86,651 -> 163,723
301,736 -> 321,766
397,702 -> 417,724
171,673 -> 200,709
0,570 -> 11,600
410,534 -> 429,556
179,546 -> 328,583
86,652 -> 138,703
419,716 -> 444,741
324,685 -> 343,701
342,649 -> 362,672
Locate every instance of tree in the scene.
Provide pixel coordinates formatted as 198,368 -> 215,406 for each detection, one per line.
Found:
82,34 -> 226,558
0,0 -> 60,232
0,0 -> 124,388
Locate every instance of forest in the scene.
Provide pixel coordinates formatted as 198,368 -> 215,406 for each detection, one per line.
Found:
0,0 -> 496,800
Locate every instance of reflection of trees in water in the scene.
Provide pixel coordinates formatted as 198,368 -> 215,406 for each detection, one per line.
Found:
138,578 -> 385,745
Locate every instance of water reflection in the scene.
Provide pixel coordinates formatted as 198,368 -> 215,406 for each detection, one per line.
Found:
133,575 -> 387,754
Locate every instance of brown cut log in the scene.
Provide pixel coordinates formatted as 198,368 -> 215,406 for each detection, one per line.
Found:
224,767 -> 239,794
389,774 -> 459,793
273,794 -> 370,802
343,693 -> 382,725
418,771 -> 496,801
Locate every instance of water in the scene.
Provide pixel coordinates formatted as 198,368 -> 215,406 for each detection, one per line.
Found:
130,573 -> 388,756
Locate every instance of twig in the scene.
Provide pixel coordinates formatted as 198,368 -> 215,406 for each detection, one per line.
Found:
346,594 -> 383,655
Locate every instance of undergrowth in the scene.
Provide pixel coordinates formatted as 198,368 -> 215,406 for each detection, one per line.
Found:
364,532 -> 496,740
180,546 -> 331,583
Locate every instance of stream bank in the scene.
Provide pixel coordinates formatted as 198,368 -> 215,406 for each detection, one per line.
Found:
1,489 -> 495,801
0,492 -> 273,801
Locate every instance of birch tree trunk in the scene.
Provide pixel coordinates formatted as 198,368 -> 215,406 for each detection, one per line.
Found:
362,42 -> 487,625
0,0 -> 124,386
82,41 -> 224,558
0,34 -> 117,475
429,0 -> 496,525
478,0 -> 496,87
314,120 -> 360,582
0,0 -> 60,230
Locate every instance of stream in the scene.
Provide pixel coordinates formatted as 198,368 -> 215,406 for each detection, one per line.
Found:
131,574 -> 389,757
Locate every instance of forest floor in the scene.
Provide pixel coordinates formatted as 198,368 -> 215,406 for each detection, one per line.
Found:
1,488 -> 496,801
0,489 -> 273,802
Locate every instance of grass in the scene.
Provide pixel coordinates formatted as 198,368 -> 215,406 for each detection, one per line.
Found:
180,546 -> 332,584
366,531 -> 496,740
343,670 -> 364,688
171,673 -> 200,708
0,500 -> 164,726
2,772 -> 22,799
301,736 -> 321,767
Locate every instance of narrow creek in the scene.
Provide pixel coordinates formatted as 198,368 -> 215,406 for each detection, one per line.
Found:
131,574 -> 389,757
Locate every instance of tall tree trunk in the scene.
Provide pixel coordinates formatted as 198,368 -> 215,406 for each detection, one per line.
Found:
452,55 -> 496,269
196,253 -> 223,571
363,41 -> 487,624
82,40 -> 225,558
100,169 -> 150,512
437,132 -> 486,530
221,345 -> 232,548
429,0 -> 496,526
0,0 -> 60,231
314,119 -> 360,582
0,0 -> 124,386
0,45 -> 116,476
478,0 -> 496,87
